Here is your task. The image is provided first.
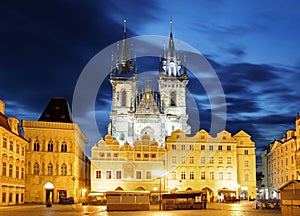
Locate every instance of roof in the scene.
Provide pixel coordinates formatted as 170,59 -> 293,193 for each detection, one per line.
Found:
0,112 -> 25,139
278,180 -> 300,191
38,97 -> 73,123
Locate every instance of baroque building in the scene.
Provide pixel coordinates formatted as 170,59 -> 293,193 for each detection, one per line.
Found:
260,114 -> 300,199
0,100 -> 27,206
22,97 -> 90,204
91,20 -> 257,202
109,19 -> 191,146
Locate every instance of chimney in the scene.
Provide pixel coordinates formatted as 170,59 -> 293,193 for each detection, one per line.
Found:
0,100 -> 5,115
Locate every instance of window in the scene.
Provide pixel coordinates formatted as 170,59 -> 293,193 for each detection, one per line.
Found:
136,171 -> 142,179
114,153 -> 119,158
34,140 -> 40,151
189,145 -> 194,150
172,171 -> 177,180
121,91 -> 127,107
21,147 -> 24,156
181,171 -> 186,180
209,157 -> 214,164
172,156 -> 176,164
61,142 -> 67,152
48,140 -> 53,152
96,171 -> 101,179
181,145 -> 186,150
227,172 -> 232,180
245,173 -> 249,181
106,171 -> 111,179
16,166 -> 19,179
9,141 -> 13,151
2,193 -> 6,203
9,164 -> 13,177
244,150 -> 248,155
9,193 -> 12,202
107,153 -> 111,158
146,171 -> 151,179
201,145 -> 205,150
3,138 -> 7,148
172,145 -> 176,150
218,157 -> 223,164
227,157 -> 232,164
190,171 -> 194,179
116,171 -> 122,179
245,160 -> 249,167
218,145 -> 222,151
61,164 -> 67,176
170,91 -> 176,106
218,172 -> 223,180
137,153 -> 141,158
151,154 -> 156,159
48,163 -> 53,175
16,144 -> 20,154
144,154 -> 149,159
201,171 -> 206,180
209,171 -> 214,180
181,156 -> 185,164
200,156 -> 206,164
227,145 -> 231,151
240,141 -> 244,144
21,168 -> 24,179
209,145 -> 213,151
189,156 -> 194,164
34,163 -> 39,175
2,162 -> 6,176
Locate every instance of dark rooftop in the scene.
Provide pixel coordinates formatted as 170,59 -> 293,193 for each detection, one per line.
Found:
38,97 -> 73,123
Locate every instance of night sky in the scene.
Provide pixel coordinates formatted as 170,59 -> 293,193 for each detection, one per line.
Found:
1,0 -> 300,170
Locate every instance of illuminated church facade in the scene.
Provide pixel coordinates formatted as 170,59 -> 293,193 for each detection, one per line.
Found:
91,20 -> 257,202
109,19 -> 191,147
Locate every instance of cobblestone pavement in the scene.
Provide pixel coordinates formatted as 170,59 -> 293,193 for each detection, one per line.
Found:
0,201 -> 281,216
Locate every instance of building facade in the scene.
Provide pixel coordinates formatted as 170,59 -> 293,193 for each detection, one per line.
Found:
90,20 -> 257,202
109,19 -> 191,146
91,133 -> 166,196
0,100 -> 27,206
22,97 -> 90,204
260,114 -> 300,199
166,129 -> 256,201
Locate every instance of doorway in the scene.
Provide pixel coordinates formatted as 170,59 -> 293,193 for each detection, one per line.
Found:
46,190 -> 53,203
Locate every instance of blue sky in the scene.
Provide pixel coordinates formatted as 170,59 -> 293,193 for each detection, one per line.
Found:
1,0 -> 300,170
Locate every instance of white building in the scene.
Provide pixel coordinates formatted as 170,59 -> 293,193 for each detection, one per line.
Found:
109,19 -> 191,146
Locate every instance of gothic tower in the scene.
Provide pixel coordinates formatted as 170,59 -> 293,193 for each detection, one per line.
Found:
158,17 -> 191,135
109,19 -> 191,146
109,19 -> 137,143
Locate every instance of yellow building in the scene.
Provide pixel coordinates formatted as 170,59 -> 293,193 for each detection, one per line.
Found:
0,100 -> 27,205
166,129 -> 256,201
91,133 -> 166,203
91,129 -> 256,202
22,97 -> 90,204
261,114 -> 300,199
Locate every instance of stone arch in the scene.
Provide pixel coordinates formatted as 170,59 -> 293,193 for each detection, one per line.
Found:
115,186 -> 124,191
202,187 -> 214,202
135,186 -> 146,191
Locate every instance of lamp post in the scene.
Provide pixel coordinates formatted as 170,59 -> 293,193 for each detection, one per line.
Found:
159,176 -> 162,210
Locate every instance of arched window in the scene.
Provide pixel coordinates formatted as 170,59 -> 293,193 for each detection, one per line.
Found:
48,140 -> 53,152
34,140 -> 40,151
61,141 -> 67,152
170,91 -> 176,106
48,163 -> 53,175
121,90 -> 127,107
61,163 -> 67,176
34,163 -> 39,175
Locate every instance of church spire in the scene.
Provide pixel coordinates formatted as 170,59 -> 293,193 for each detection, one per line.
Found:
115,18 -> 133,74
161,17 -> 181,77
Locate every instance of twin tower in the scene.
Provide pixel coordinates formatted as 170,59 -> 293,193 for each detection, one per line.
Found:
109,19 -> 191,146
